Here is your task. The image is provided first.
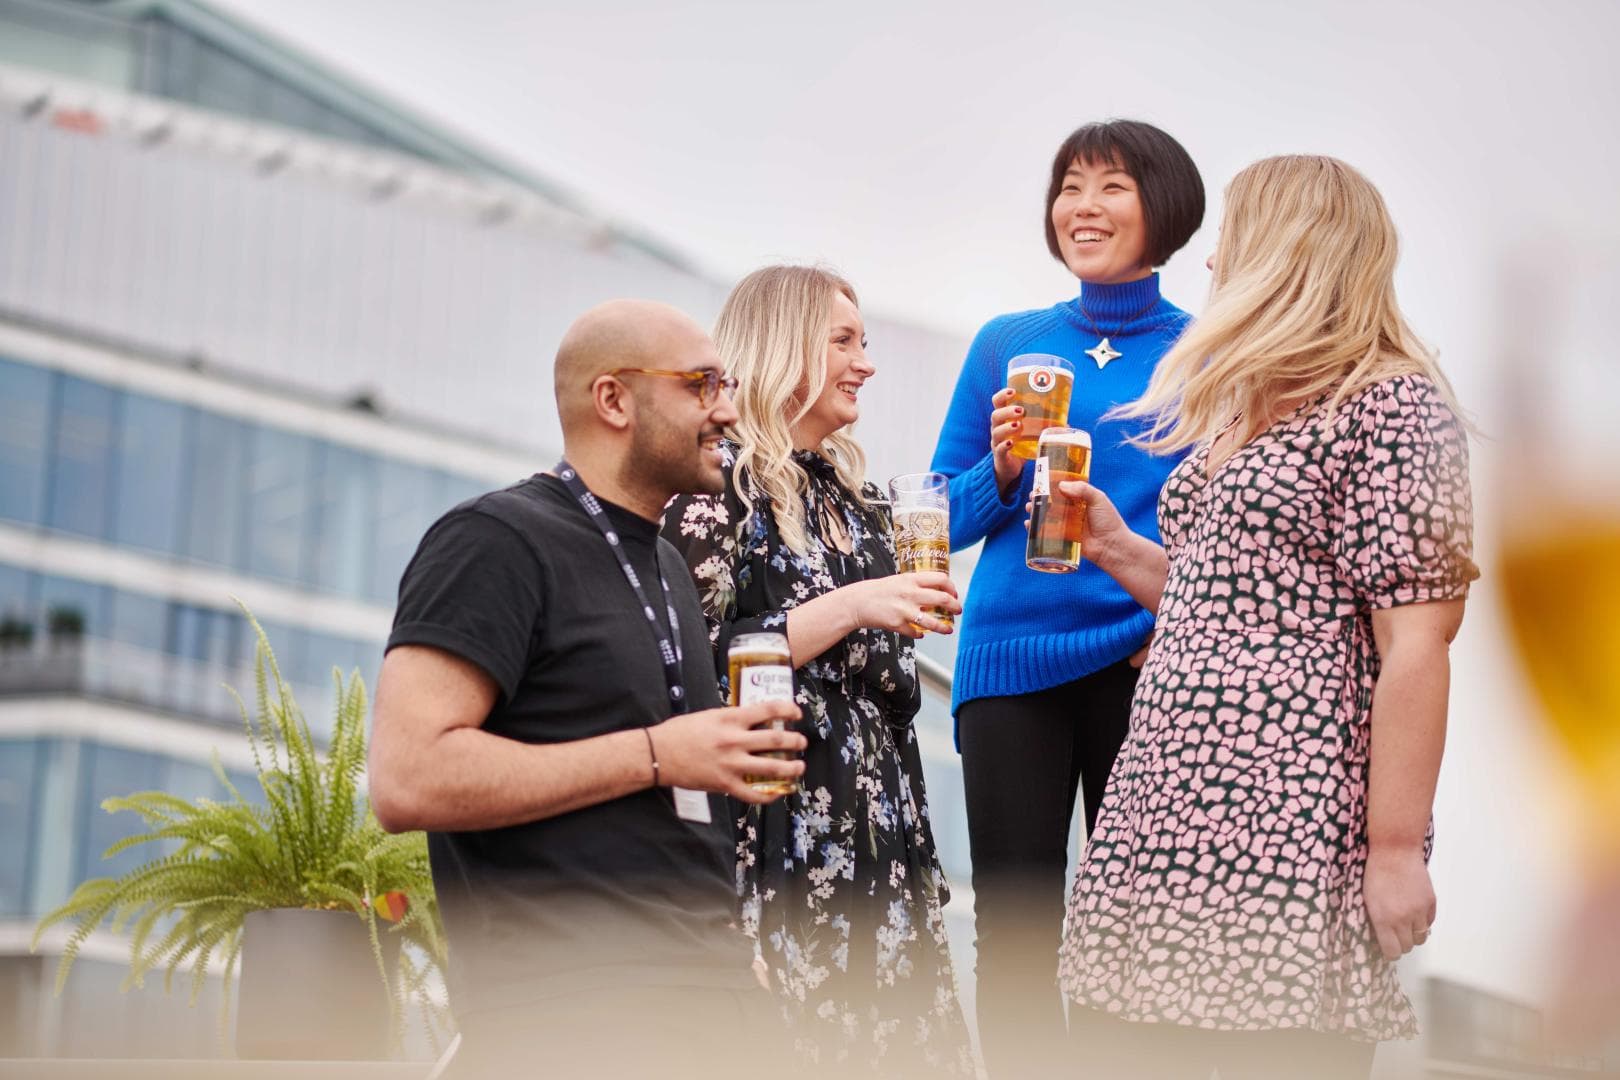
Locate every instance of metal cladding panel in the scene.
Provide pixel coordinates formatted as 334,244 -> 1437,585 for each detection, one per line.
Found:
0,89 -> 965,471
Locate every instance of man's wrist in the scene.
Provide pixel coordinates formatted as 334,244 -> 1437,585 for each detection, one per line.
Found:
641,726 -> 661,788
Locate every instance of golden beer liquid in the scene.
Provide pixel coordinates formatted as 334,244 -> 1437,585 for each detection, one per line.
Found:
1007,364 -> 1074,459
1500,520 -> 1620,852
894,508 -> 954,634
729,636 -> 797,796
1026,438 -> 1092,573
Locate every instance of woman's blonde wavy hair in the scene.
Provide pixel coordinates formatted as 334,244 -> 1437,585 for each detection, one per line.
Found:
1117,154 -> 1466,452
715,265 -> 875,555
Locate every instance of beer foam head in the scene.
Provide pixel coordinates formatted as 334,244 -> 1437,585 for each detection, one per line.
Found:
1038,427 -> 1091,449
1007,353 -> 1074,388
1008,363 -> 1075,384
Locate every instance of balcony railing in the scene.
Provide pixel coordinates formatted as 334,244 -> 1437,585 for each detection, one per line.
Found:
0,637 -> 344,740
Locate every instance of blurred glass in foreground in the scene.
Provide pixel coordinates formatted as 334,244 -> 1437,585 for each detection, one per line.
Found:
1495,251 -> 1620,1061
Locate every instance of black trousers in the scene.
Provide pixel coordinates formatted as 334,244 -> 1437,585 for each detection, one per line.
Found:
958,659 -> 1139,1080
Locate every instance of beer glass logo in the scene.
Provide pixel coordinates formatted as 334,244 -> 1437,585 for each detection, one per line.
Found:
1028,366 -> 1057,394
898,508 -> 948,543
739,665 -> 792,704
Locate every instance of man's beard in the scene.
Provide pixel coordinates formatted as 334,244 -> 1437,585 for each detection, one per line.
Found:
623,410 -> 724,507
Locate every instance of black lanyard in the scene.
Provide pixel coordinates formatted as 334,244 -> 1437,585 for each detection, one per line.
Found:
554,461 -> 689,716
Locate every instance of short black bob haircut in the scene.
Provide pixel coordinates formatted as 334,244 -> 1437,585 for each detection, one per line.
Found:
1044,119 -> 1205,271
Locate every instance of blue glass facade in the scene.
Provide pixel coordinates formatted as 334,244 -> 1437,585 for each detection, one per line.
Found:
0,359 -> 51,524
0,351 -> 502,932
0,733 -> 256,921
0,355 -> 502,604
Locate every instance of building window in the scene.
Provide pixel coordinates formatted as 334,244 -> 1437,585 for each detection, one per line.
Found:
0,358 -> 53,526
75,743 -> 166,888
37,575 -> 109,642
371,459 -> 441,604
45,376 -> 119,540
111,392 -> 188,554
242,426 -> 313,583
180,409 -> 248,568
307,443 -> 377,597
0,739 -> 43,918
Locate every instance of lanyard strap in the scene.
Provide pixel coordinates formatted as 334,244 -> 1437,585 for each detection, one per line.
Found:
554,461 -> 689,715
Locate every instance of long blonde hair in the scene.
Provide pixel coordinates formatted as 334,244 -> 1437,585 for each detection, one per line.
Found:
714,265 -> 873,555
1119,155 -> 1466,451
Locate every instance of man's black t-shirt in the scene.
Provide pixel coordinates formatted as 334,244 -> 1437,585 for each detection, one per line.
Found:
387,474 -> 753,1017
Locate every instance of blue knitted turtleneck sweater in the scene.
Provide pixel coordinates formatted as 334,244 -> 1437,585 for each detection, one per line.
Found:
929,273 -> 1191,715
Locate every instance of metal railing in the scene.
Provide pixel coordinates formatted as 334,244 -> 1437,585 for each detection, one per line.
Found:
915,649 -> 953,700
0,637 -> 340,739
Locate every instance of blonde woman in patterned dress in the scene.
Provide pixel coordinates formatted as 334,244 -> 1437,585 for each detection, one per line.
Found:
1050,156 -> 1480,1079
662,265 -> 975,1076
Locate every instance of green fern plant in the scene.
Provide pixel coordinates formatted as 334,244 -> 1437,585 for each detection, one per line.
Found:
31,610 -> 448,1045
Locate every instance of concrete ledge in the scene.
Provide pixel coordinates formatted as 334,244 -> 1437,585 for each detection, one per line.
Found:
0,1061 -> 430,1079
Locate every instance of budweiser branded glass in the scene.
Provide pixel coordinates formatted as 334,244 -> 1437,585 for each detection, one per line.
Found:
1006,353 -> 1075,459
727,631 -> 796,795
1025,426 -> 1092,573
887,472 -> 953,634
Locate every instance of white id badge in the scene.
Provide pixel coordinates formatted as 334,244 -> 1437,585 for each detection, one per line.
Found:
672,786 -> 712,824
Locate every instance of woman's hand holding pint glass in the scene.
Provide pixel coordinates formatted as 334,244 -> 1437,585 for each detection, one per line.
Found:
888,472 -> 958,636
1005,354 -> 1075,458
1026,426 -> 1093,573
992,353 -> 1076,495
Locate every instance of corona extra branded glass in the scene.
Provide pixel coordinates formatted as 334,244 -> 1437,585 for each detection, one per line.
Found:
1006,353 -> 1074,459
1026,426 -> 1092,573
728,631 -> 797,795
887,472 -> 953,635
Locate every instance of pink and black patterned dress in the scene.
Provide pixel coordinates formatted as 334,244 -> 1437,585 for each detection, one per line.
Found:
1057,374 -> 1479,1040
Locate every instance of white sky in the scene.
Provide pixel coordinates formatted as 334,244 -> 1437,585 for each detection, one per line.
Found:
208,0 -> 1620,1008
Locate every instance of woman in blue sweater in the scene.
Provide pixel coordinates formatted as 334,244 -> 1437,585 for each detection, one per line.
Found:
928,118 -> 1204,1077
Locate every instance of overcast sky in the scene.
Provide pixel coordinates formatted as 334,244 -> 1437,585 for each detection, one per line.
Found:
207,0 -> 1620,338
208,0 -> 1620,1007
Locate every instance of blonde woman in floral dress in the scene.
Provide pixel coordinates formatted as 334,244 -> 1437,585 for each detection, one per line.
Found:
1052,157 -> 1479,1079
662,265 -> 974,1076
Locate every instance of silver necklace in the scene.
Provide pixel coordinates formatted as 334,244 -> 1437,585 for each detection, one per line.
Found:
1074,291 -> 1161,369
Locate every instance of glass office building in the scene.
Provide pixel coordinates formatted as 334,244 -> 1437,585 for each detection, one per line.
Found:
0,337 -> 527,1057
0,0 -> 977,1059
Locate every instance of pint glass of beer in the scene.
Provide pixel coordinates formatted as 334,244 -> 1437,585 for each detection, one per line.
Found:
1006,353 -> 1075,459
887,472 -> 953,634
1026,426 -> 1092,573
728,631 -> 797,795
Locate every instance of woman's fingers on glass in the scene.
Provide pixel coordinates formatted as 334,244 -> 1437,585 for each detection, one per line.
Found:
1056,479 -> 1091,498
899,570 -> 955,593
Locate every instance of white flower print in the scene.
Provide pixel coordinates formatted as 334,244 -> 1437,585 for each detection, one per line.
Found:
661,444 -> 974,1075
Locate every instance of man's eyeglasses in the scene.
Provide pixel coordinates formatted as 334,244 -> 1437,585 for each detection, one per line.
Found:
605,368 -> 739,407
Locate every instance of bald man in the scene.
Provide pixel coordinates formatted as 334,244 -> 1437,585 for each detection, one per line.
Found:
370,301 -> 804,1078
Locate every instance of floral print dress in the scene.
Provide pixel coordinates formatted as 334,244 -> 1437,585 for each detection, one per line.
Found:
663,442 -> 974,1075
1058,375 -> 1479,1040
